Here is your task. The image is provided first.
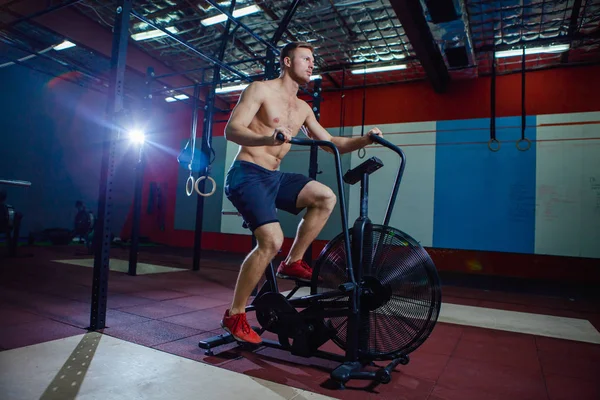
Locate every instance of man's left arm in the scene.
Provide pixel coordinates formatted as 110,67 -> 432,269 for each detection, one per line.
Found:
302,103 -> 382,154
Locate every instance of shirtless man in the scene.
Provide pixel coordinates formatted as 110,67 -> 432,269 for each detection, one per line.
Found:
221,41 -> 383,343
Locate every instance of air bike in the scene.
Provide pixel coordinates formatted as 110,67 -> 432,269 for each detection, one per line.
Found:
199,133 -> 442,388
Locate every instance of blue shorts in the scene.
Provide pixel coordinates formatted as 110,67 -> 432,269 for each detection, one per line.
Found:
224,160 -> 313,232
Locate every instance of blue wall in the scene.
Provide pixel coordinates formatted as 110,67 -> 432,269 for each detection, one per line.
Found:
433,116 -> 537,253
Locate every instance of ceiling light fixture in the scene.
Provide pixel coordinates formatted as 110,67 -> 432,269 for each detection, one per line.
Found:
215,83 -> 249,94
165,94 -> 189,102
201,5 -> 261,26
131,27 -> 178,41
351,64 -> 408,74
215,75 -> 322,94
53,40 -> 76,51
494,44 -> 570,58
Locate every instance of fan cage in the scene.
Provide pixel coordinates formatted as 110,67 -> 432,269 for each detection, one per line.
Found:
312,224 -> 442,359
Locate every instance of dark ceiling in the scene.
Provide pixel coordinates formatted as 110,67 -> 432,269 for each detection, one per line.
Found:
1,0 -> 599,106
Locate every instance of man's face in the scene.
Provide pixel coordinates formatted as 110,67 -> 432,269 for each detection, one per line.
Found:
285,47 -> 314,84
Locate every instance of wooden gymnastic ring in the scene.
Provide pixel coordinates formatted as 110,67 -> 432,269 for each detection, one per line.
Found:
487,139 -> 501,152
186,176 -> 195,196
516,138 -> 531,151
194,176 -> 217,197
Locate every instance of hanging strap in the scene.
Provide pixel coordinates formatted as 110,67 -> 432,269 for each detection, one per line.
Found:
358,63 -> 367,159
488,50 -> 500,152
517,47 -> 531,151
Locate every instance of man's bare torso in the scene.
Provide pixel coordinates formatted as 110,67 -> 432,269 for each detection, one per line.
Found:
235,80 -> 308,170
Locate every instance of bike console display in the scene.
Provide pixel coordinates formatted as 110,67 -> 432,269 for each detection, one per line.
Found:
343,156 -> 384,185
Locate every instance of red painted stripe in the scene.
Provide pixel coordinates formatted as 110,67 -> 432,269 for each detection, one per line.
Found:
538,120 -> 600,127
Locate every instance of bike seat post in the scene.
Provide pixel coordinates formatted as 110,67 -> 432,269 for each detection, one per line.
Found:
360,173 -> 369,219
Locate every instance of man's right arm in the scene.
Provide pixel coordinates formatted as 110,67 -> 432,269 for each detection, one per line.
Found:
224,82 -> 270,146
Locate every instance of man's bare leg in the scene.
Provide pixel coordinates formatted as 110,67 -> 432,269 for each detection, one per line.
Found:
230,222 -> 283,315
285,181 -> 336,264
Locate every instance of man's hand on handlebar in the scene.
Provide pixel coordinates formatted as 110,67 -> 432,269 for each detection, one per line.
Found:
367,127 -> 383,143
270,127 -> 292,145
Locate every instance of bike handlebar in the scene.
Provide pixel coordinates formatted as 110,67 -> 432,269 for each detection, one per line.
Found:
277,132 -> 403,158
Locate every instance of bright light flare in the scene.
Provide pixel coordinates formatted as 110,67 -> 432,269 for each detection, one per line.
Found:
129,129 -> 146,144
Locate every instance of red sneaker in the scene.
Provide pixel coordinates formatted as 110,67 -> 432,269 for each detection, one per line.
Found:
221,310 -> 262,344
276,259 -> 313,282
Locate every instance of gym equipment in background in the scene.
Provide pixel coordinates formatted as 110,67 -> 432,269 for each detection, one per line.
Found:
74,200 -> 95,253
0,180 -> 29,257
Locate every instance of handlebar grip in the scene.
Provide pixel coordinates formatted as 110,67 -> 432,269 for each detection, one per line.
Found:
369,134 -> 404,157
276,132 -> 316,146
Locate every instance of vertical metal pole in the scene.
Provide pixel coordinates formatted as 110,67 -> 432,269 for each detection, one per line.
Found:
192,7 -> 233,271
192,81 -> 216,271
90,0 -> 131,331
264,48 -> 278,80
128,67 -> 153,276
128,146 -> 144,275
303,78 -> 322,266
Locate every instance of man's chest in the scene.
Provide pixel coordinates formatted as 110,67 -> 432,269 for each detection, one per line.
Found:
262,97 -> 305,129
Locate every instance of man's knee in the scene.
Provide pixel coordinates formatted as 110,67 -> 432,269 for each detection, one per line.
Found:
314,186 -> 336,211
297,181 -> 337,211
255,224 -> 284,256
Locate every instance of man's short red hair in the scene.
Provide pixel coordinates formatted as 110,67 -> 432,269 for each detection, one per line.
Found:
279,41 -> 314,67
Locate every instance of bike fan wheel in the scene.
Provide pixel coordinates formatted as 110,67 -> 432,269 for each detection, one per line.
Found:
312,224 -> 442,359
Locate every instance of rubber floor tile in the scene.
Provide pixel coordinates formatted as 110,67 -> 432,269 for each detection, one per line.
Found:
127,289 -> 191,301
117,302 -> 197,319
535,336 -> 600,360
102,319 -> 201,347
161,309 -> 224,331
107,293 -> 157,309
382,351 -> 450,382
436,357 -> 547,399
0,319 -> 85,350
159,295 -> 230,310
538,350 -> 600,382
544,373 -> 600,400
459,325 -> 536,346
0,306 -> 48,328
452,337 -> 540,372
414,323 -> 463,356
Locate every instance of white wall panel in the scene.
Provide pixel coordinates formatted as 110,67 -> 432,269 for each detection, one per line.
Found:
535,112 -> 600,258
220,140 -> 250,236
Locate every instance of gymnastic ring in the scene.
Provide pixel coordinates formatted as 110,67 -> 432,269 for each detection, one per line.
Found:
516,138 -> 531,151
185,176 -> 195,196
194,176 -> 217,197
358,147 -> 366,159
487,139 -> 501,152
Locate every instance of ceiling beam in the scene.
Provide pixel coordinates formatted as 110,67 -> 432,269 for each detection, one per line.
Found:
561,0 -> 583,64
256,3 -> 299,43
389,0 -> 449,93
4,0 -> 230,110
